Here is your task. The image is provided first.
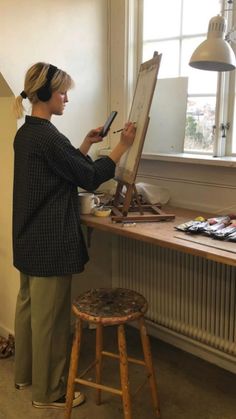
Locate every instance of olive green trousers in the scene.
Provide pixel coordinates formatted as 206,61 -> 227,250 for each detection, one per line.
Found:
14,272 -> 72,402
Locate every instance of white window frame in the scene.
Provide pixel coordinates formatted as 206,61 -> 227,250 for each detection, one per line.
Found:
139,0 -> 236,159
226,3 -> 236,156
102,0 -> 236,167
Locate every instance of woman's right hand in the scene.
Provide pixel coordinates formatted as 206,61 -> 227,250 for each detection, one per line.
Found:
108,121 -> 136,164
119,122 -> 136,149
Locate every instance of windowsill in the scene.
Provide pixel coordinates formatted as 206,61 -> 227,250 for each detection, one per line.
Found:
141,152 -> 236,167
98,148 -> 236,168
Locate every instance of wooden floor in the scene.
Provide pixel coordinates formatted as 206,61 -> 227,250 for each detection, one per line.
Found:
1,325 -> 236,419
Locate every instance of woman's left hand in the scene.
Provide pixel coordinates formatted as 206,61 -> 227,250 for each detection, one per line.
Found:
84,127 -> 103,145
79,127 -> 103,155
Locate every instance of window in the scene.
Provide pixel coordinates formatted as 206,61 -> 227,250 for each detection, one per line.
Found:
142,0 -> 236,156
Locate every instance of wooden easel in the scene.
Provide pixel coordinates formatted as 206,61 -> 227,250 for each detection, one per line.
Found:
111,52 -> 175,223
111,181 -> 175,222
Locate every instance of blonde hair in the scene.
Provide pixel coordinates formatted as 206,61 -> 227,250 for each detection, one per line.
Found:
13,62 -> 74,119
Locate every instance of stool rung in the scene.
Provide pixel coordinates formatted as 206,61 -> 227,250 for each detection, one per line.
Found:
102,351 -> 146,366
75,377 -> 122,396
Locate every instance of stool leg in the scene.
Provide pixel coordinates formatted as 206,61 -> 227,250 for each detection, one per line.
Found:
95,323 -> 103,405
65,318 -> 83,419
118,324 -> 132,419
139,317 -> 160,418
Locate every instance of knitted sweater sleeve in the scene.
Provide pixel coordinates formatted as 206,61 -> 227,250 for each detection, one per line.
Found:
42,129 -> 116,191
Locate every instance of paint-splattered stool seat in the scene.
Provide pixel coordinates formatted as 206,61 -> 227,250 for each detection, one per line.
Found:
65,288 -> 160,419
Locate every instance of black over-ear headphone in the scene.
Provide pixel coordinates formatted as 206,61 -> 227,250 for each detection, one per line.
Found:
37,64 -> 58,102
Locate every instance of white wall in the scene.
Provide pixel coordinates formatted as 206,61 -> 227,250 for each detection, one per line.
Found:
0,95 -> 17,337
0,0 -> 109,146
0,0 -> 110,335
138,158 -> 236,214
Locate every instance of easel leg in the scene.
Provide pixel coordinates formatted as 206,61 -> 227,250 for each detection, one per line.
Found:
112,179 -> 175,222
113,182 -> 124,208
122,184 -> 134,216
133,184 -> 144,215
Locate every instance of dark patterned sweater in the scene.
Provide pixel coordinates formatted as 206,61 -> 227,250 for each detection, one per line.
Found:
12,116 -> 115,276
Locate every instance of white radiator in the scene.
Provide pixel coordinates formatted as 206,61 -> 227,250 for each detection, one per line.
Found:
112,236 -> 236,371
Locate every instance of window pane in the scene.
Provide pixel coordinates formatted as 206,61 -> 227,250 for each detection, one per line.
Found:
181,38 -> 218,94
185,97 -> 216,152
143,40 -> 179,78
142,0 -> 221,155
182,0 -> 222,35
143,0 -> 181,40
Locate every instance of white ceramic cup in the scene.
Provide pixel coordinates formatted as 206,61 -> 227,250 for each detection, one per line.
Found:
78,192 -> 100,214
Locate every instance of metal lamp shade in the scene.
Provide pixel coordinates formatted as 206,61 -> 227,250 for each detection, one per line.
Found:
189,15 -> 236,71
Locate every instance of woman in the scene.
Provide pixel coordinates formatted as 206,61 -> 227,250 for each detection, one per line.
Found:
12,62 -> 136,409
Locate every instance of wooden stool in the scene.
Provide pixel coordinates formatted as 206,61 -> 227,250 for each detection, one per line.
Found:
65,288 -> 160,419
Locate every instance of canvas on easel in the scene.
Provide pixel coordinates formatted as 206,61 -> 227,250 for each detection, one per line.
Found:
112,52 -> 175,222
